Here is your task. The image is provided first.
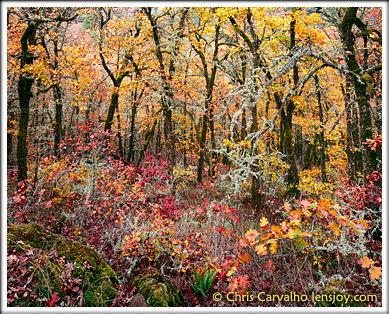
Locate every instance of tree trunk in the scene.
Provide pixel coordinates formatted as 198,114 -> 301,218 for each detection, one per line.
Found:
163,106 -> 176,169
283,8 -> 300,196
16,23 -> 37,183
194,23 -> 220,183
250,95 -> 261,210
209,105 -> 217,177
127,102 -> 137,163
340,7 -> 379,179
342,77 -> 356,181
53,84 -> 62,158
143,7 -> 187,173
197,111 -> 209,183
104,90 -> 119,132
7,110 -> 15,166
314,75 -> 327,183
283,103 -> 299,195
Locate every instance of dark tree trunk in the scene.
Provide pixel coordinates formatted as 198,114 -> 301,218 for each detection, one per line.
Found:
116,108 -> 123,158
340,7 -> 379,179
53,84 -> 62,158
104,90 -> 119,132
283,102 -> 299,195
137,117 -> 158,167
7,110 -> 15,166
197,112 -> 209,183
209,105 -> 217,177
352,105 -> 363,176
16,23 -> 37,183
246,8 -> 262,210
194,24 -> 220,183
17,78 -> 33,183
163,107 -> 176,169
284,8 -> 300,196
127,102 -> 137,163
342,77 -> 356,181
314,75 -> 327,183
143,7 -> 187,174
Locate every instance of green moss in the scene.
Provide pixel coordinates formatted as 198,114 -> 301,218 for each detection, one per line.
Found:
309,283 -> 366,307
7,223 -> 118,306
131,267 -> 186,307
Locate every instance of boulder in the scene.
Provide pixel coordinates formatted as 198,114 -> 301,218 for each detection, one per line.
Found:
131,267 -> 186,307
128,293 -> 148,307
7,223 -> 118,306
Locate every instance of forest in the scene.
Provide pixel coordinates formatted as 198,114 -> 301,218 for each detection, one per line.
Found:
6,6 -> 383,308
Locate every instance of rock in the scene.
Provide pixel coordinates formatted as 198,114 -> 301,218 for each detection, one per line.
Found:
131,267 -> 186,307
7,223 -> 118,306
128,293 -> 148,307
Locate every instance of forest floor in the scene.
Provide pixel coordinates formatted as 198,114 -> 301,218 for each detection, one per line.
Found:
6,152 -> 382,307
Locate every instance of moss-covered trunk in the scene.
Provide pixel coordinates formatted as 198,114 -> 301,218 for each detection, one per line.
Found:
16,23 -> 37,183
342,77 -> 357,181
340,7 -> 379,179
104,90 -> 119,132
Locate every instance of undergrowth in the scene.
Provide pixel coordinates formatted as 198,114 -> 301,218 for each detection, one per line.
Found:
7,133 -> 382,307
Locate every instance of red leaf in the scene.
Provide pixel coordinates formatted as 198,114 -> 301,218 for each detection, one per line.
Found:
47,292 -> 60,307
238,274 -> 250,289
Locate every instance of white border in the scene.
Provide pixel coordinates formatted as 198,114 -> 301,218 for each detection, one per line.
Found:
1,1 -> 387,313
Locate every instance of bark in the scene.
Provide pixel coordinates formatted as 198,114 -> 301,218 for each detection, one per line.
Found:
98,9 -> 131,133
342,77 -> 356,181
16,23 -> 37,183
53,84 -> 62,158
105,90 -> 119,131
295,124 -> 303,166
143,7 -> 187,173
116,107 -> 123,158
340,7 -> 380,178
314,75 -> 327,183
209,105 -> 217,177
227,9 -> 264,208
282,102 -> 299,195
127,102 -> 137,163
194,24 -> 220,183
7,109 -> 15,166
352,104 -> 363,176
283,8 -> 300,196
246,8 -> 261,209
51,35 -> 63,159
137,116 -> 158,167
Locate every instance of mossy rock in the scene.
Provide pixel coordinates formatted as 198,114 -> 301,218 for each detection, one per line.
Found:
131,267 -> 186,307
7,223 -> 118,306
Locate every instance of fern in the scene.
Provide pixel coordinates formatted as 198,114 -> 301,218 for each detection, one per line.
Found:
190,267 -> 217,298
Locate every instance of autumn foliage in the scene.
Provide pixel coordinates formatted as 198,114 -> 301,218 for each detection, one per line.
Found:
7,6 -> 382,307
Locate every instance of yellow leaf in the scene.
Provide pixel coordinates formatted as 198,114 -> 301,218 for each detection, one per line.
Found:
260,217 -> 269,227
245,229 -> 260,243
286,228 -> 295,239
227,266 -> 237,277
369,266 -> 382,280
255,243 -> 267,256
358,257 -> 375,268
